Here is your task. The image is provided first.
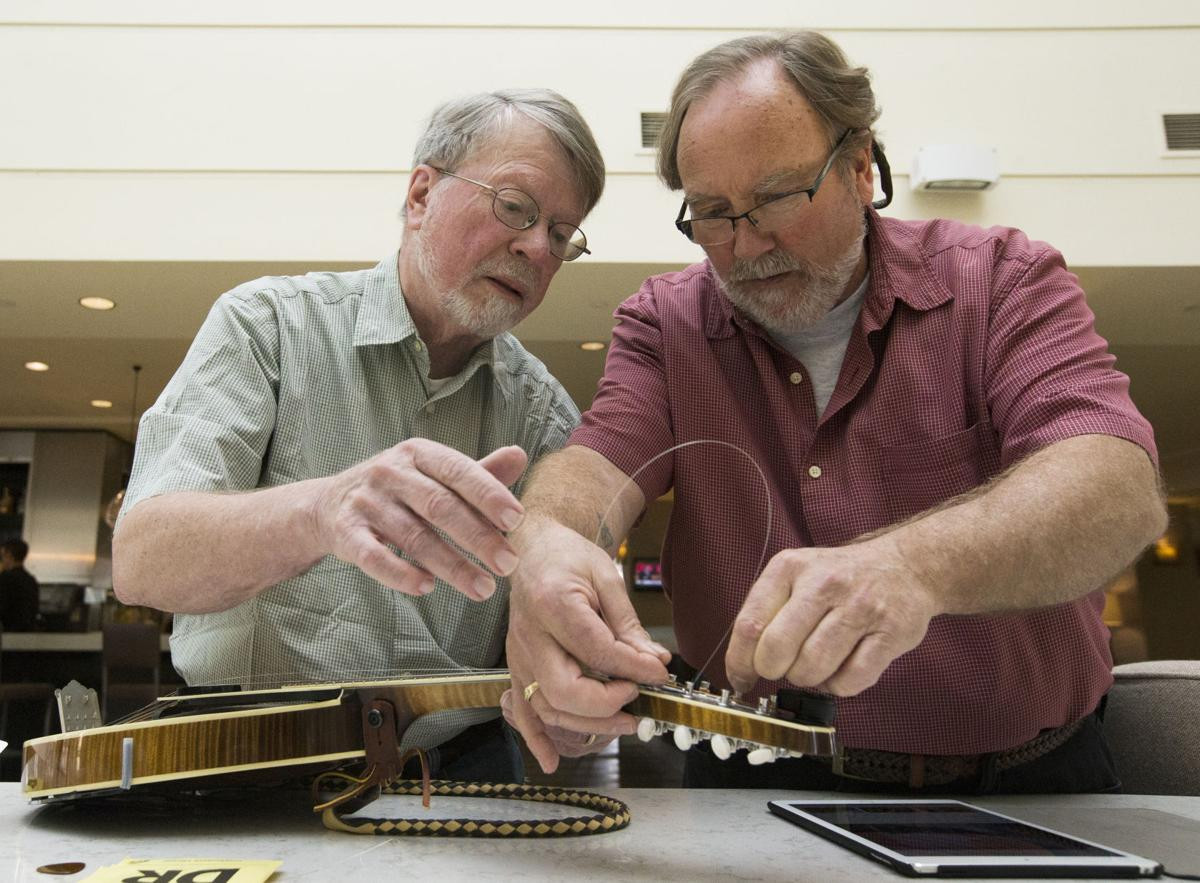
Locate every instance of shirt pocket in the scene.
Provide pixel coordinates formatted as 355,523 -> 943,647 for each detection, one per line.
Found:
878,421 -> 1000,523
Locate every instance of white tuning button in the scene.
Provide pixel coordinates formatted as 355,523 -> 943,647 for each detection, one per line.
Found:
711,734 -> 733,760
747,747 -> 777,766
673,726 -> 695,751
636,717 -> 658,743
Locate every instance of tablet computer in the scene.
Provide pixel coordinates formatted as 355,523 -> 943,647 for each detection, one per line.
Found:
767,799 -> 1162,878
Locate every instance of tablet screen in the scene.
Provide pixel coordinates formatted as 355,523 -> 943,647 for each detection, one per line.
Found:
786,801 -> 1118,857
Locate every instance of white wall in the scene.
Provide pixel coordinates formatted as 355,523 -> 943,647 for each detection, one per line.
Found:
2,3 -> 1197,265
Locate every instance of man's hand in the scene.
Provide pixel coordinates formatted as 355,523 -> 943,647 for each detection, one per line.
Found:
505,518 -> 670,773
310,440 -> 527,600
725,537 -> 937,697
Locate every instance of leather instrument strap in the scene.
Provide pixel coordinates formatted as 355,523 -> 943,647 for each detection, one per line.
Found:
312,695 -> 630,837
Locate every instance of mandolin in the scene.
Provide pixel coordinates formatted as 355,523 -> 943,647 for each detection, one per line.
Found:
22,671 -> 836,802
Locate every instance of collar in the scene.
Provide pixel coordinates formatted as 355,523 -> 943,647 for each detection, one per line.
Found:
702,208 -> 955,340
353,252 -> 420,347
353,251 -> 501,383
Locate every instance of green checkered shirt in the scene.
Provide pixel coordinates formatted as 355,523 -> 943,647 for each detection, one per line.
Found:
124,253 -> 580,749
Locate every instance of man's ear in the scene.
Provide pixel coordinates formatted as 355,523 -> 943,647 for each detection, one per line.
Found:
405,165 -> 437,231
851,144 -> 875,207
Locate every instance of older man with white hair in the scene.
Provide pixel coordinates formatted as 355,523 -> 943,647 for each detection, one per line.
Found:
113,89 -> 605,783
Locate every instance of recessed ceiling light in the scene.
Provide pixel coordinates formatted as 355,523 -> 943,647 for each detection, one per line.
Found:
91,399 -> 113,408
79,296 -> 116,311
24,361 -> 50,372
579,341 -> 606,351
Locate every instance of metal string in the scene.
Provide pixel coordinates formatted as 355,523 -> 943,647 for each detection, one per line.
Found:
592,439 -> 773,688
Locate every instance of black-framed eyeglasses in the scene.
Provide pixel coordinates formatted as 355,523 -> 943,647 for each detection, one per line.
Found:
430,167 -> 590,261
674,129 -> 855,247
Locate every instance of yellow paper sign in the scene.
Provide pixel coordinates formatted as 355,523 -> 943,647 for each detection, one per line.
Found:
81,857 -> 281,883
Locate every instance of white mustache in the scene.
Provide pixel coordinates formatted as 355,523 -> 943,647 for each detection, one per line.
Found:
727,251 -> 807,283
475,257 -> 538,292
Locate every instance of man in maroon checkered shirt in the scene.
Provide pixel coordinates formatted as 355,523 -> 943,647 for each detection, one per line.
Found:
501,32 -> 1166,793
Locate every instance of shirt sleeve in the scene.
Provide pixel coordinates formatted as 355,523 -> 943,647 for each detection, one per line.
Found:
120,284 -> 284,520
984,245 -> 1158,468
517,376 -> 581,478
568,281 -> 678,502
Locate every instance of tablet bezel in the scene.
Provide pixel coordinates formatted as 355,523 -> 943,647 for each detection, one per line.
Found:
767,799 -> 1163,877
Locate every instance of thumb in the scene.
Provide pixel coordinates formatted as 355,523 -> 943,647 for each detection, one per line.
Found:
479,445 -> 529,489
593,556 -> 671,679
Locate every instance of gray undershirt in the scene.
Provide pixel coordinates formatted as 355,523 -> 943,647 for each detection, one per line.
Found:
769,273 -> 869,418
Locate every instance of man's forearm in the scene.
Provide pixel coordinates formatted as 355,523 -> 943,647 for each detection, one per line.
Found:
112,481 -> 325,614
513,445 -> 643,556
875,434 -> 1167,614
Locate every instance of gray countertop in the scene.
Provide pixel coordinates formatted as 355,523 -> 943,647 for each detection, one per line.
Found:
5,784 -> 1200,881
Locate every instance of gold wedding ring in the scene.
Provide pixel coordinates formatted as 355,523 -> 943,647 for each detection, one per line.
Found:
522,681 -> 540,702
583,733 -> 598,747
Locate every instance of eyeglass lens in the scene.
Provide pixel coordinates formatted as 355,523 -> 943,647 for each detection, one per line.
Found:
491,188 -> 587,261
689,191 -> 814,246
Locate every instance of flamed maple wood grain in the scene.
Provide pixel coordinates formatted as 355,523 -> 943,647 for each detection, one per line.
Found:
22,672 -> 836,799
23,674 -> 512,798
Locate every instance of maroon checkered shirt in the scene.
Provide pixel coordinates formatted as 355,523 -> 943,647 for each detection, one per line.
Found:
569,210 -> 1157,755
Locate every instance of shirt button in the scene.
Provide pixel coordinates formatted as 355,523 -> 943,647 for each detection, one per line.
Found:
808,465 -> 822,479
789,371 -> 803,385
413,340 -> 424,351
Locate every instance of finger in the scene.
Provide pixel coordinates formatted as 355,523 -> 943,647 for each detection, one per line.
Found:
504,685 -> 560,775
351,498 -> 500,600
815,635 -> 891,697
527,694 -> 638,738
819,627 -> 925,697
341,529 -> 436,596
553,730 -> 617,758
477,445 -> 529,490
538,612 -> 657,702
408,439 -> 524,532
725,555 -> 802,692
510,608 -> 641,718
758,588 -> 864,686
779,608 -> 865,689
387,469 -> 518,584
590,558 -> 671,679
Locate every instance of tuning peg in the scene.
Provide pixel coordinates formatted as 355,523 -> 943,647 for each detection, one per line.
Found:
699,681 -> 710,692
636,717 -> 659,743
746,746 -> 777,766
673,726 -> 696,751
711,734 -> 733,760
719,688 -> 732,706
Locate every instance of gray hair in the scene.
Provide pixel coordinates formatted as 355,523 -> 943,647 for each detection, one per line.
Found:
657,31 -> 882,190
412,88 -> 605,215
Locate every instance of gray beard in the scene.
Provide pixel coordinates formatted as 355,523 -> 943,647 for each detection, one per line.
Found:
716,221 -> 866,335
415,233 -> 531,340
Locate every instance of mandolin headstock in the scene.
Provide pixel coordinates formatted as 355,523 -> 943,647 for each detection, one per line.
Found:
623,674 -> 837,765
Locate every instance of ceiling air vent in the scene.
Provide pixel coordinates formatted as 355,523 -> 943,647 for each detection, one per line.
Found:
1163,114 -> 1200,151
640,112 -> 667,149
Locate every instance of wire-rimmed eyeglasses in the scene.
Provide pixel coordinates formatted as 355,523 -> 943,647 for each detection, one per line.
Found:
431,167 -> 590,261
674,129 -> 855,247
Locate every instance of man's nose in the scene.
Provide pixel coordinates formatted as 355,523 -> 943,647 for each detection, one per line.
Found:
730,217 -> 775,261
510,222 -> 553,262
